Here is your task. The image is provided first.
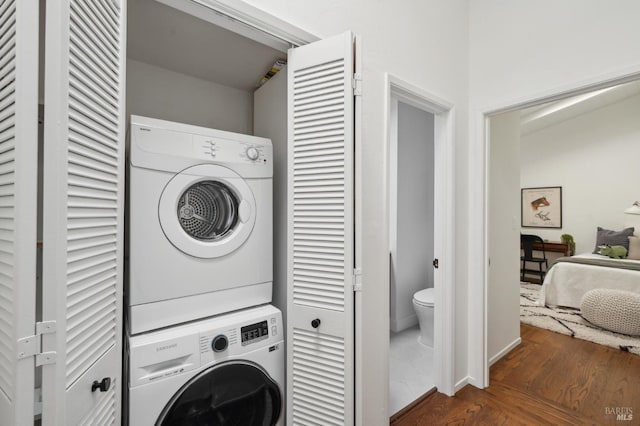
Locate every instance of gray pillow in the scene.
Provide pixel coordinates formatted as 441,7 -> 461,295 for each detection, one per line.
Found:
593,226 -> 635,254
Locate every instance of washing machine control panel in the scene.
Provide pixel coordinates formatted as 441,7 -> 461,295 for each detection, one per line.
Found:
200,328 -> 238,356
198,313 -> 280,365
128,306 -> 283,389
211,335 -> 229,352
241,320 -> 269,345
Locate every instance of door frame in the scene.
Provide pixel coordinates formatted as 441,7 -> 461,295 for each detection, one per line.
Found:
385,74 -> 456,396
155,0 -> 319,51
469,67 -> 640,388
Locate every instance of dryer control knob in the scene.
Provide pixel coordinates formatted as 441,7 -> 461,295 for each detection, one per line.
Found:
246,147 -> 259,161
211,335 -> 228,352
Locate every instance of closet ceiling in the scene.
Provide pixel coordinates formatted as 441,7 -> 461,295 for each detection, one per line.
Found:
520,79 -> 640,135
127,0 -> 284,91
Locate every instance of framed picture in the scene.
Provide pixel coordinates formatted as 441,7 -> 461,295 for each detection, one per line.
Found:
521,186 -> 562,228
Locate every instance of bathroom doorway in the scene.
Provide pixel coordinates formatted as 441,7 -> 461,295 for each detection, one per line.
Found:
389,99 -> 435,414
386,75 -> 455,415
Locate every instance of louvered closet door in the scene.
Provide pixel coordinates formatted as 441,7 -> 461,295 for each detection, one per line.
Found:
287,31 -> 356,425
41,0 -> 125,424
0,0 -> 38,424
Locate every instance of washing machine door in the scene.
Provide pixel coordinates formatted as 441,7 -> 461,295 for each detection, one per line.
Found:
159,164 -> 256,258
156,361 -> 282,426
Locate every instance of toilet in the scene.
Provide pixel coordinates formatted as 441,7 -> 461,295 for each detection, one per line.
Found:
413,288 -> 435,347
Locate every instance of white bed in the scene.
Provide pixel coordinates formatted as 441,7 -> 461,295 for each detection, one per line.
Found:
540,253 -> 640,308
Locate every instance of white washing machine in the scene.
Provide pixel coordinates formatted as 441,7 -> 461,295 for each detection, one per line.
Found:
127,304 -> 284,425
128,115 -> 273,334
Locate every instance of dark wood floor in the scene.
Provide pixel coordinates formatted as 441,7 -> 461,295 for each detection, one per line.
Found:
391,323 -> 640,425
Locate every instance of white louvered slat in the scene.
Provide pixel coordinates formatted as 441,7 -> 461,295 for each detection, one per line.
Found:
287,32 -> 356,426
66,0 -> 121,391
0,0 -> 37,424
42,0 -> 124,424
0,0 -> 16,395
292,56 -> 346,312
291,329 -> 345,425
78,384 -> 115,425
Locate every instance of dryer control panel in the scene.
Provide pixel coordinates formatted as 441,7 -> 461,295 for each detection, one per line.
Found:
129,115 -> 273,178
192,134 -> 271,167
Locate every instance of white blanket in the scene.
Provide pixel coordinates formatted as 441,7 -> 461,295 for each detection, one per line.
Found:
540,253 -> 640,308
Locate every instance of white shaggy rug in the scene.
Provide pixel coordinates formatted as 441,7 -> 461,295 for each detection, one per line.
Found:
520,283 -> 640,356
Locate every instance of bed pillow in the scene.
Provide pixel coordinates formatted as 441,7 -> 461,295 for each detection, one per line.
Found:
628,236 -> 640,260
592,226 -> 635,254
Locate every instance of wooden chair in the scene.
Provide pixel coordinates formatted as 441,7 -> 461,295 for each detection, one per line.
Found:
520,234 -> 548,283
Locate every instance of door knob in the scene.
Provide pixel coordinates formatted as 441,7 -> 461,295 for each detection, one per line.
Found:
91,377 -> 111,393
311,318 -> 321,329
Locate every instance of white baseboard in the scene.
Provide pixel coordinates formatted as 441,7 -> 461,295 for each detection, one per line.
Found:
489,337 -> 522,367
454,376 -> 470,393
390,318 -> 398,333
390,313 -> 418,333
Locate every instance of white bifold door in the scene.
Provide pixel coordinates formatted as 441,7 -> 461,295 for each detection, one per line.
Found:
41,0 -> 126,424
287,31 -> 359,425
0,0 -> 39,424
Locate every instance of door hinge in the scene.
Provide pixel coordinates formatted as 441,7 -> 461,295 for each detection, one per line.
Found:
36,352 -> 57,366
433,258 -> 439,269
352,73 -> 362,96
37,320 -> 57,335
353,268 -> 362,292
16,321 -> 57,365
16,336 -> 38,360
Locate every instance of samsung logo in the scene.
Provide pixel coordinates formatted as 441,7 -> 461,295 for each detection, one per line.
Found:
156,343 -> 177,352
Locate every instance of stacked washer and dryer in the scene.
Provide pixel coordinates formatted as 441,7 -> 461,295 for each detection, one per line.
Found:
126,116 -> 283,425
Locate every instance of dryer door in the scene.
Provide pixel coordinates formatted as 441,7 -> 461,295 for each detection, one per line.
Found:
157,361 -> 282,426
159,164 -> 256,258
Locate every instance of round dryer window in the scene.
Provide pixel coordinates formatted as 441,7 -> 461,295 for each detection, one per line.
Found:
156,361 -> 282,426
177,181 -> 238,241
159,164 -> 256,259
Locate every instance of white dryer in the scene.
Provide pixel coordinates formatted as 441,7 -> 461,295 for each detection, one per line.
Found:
128,116 -> 273,334
127,304 -> 284,425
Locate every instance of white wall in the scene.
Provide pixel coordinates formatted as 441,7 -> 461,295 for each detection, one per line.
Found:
240,0 -> 470,421
390,102 -> 434,332
487,111 -> 521,365
126,59 -> 253,134
469,0 -> 640,386
521,94 -> 640,254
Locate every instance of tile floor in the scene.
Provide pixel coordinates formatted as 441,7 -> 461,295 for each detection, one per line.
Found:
389,325 -> 435,415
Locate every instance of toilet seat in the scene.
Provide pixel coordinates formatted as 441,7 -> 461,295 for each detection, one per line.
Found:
413,288 -> 435,307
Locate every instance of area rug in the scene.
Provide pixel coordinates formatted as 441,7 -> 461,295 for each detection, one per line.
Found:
520,283 -> 640,356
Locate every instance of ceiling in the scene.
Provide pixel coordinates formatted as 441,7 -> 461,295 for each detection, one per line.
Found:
520,79 -> 640,135
127,0 -> 285,91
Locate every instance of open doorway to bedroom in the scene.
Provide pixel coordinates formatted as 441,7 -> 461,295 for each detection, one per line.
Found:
486,78 -> 640,367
